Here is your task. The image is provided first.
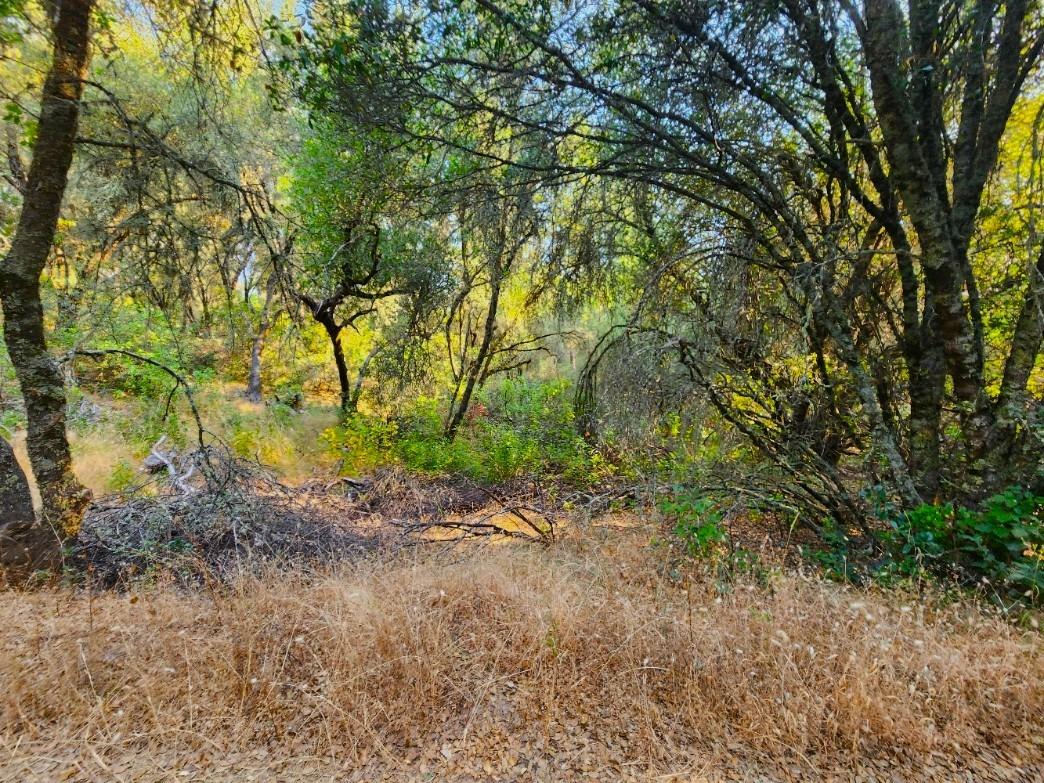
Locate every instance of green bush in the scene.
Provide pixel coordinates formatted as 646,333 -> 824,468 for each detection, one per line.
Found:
228,415 -> 261,459
475,378 -> 594,482
327,381 -> 599,484
112,397 -> 183,449
883,487 -> 1043,604
476,423 -> 541,481
107,459 -> 138,492
656,487 -> 769,590
321,412 -> 400,474
658,487 -> 726,556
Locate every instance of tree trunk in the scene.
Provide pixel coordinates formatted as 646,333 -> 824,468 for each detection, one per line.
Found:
987,243 -> 1044,472
318,318 -> 352,413
0,436 -> 55,575
446,271 -> 502,439
907,324 -> 947,499
348,344 -> 379,413
0,0 -> 94,557
245,276 -> 276,402
859,0 -> 1042,481
997,243 -> 1044,415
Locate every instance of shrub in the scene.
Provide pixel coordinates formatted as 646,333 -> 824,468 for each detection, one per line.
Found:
323,414 -> 399,475
475,378 -> 594,482
883,486 -> 1044,605
658,487 -> 727,557
228,418 -> 262,460
106,459 -> 137,493
324,382 -> 600,485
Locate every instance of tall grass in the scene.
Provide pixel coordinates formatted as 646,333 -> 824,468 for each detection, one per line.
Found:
2,535 -> 1039,778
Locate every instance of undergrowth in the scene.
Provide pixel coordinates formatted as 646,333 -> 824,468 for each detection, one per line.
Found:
800,487 -> 1044,614
326,378 -> 604,484
2,538 -> 1039,775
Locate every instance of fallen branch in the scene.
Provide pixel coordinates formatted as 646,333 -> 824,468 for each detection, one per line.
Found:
143,435 -> 197,494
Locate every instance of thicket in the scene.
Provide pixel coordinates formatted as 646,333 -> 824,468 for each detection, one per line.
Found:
0,0 -> 1040,610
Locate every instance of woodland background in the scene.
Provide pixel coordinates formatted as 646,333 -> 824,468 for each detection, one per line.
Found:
0,2 -> 1041,778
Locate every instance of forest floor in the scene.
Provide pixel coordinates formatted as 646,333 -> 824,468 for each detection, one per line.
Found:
1,495 -> 1042,783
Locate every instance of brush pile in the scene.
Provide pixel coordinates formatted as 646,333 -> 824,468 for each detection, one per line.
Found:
74,447 -> 386,585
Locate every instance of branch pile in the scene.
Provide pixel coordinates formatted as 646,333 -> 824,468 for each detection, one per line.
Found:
74,447 -> 386,586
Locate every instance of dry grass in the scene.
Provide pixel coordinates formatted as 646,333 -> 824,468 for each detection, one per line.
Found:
1,531 -> 1041,781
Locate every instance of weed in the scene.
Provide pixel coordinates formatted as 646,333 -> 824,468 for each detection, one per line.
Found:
882,486 -> 1044,605
106,459 -> 137,493
658,487 -> 726,557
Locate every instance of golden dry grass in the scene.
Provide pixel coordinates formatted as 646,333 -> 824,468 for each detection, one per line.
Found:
1,532 -> 1041,781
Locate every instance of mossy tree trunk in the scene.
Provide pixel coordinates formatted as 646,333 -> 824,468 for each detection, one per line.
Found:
0,0 -> 95,568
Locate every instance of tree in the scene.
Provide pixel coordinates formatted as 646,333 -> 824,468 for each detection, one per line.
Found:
328,0 -> 1043,512
0,0 -> 94,558
288,126 -> 448,413
281,4 -> 573,432
0,0 -> 291,568
443,174 -> 542,438
62,14 -> 294,399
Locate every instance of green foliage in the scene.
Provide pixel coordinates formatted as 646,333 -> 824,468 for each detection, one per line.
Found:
107,459 -> 137,493
801,518 -> 856,582
0,408 -> 23,437
804,487 -> 1044,607
395,403 -> 482,476
478,426 -> 539,482
117,361 -> 173,399
882,487 -> 1044,604
323,413 -> 399,475
67,307 -> 203,400
473,379 -> 595,482
228,413 -> 262,459
658,487 -> 726,556
288,122 -> 448,300
0,0 -> 24,45
322,379 -> 598,484
94,395 -> 183,451
656,487 -> 770,591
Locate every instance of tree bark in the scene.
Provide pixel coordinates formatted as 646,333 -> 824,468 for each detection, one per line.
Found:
981,243 -> 1044,482
317,317 -> 352,413
858,0 -> 1038,475
0,0 -> 94,558
245,275 -> 276,402
0,436 -> 55,575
